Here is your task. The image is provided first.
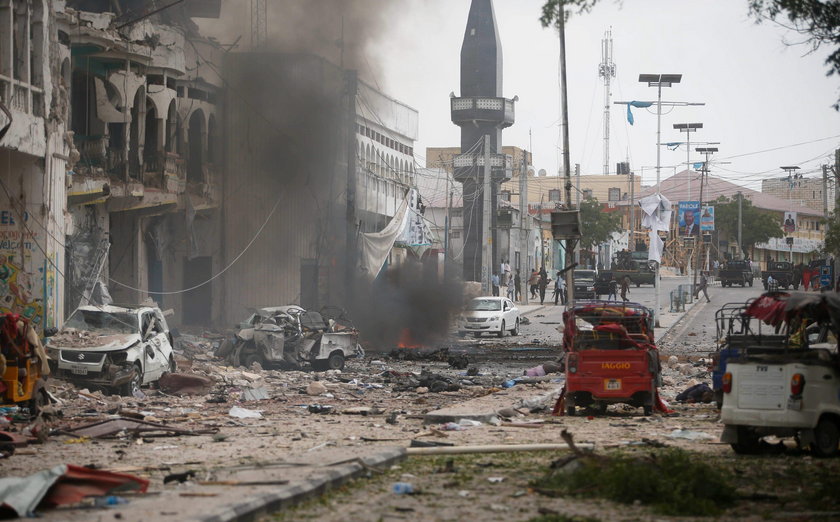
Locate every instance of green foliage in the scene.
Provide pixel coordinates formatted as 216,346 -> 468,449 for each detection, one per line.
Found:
531,449 -> 736,517
579,197 -> 623,251
540,0 -> 840,109
713,195 -> 783,254
821,212 -> 840,257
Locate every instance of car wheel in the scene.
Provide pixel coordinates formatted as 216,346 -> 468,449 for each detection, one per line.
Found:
242,352 -> 264,369
497,320 -> 505,338
748,279 -> 753,287
811,418 -> 840,458
120,364 -> 142,397
510,318 -> 519,336
636,282 -> 641,288
731,426 -> 762,455
327,352 -> 345,371
566,406 -> 576,416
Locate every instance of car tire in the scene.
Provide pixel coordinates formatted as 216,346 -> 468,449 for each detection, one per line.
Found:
510,319 -> 519,336
242,352 -> 263,369
327,352 -> 345,371
566,406 -> 576,416
810,418 -> 840,458
497,320 -> 505,338
636,282 -> 641,288
748,279 -> 753,287
731,426 -> 762,455
120,364 -> 142,397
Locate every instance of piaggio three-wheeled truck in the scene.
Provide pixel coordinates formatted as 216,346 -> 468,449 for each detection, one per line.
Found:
554,301 -> 665,416
0,313 -> 50,416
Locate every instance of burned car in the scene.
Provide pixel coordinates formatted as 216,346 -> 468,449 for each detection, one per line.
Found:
46,305 -> 175,396
218,305 -> 363,371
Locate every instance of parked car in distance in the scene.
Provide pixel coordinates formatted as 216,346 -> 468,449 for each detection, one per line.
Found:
573,270 -> 598,299
459,297 -> 520,338
46,305 -> 175,396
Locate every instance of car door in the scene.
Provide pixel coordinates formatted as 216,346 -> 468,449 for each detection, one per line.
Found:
502,299 -> 515,325
507,299 -> 519,323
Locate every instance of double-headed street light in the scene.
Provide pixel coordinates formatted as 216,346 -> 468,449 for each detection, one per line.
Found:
694,146 -> 718,295
640,73 -> 681,327
673,123 -> 702,200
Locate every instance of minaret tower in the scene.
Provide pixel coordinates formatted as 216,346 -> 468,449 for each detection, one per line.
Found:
450,0 -> 516,283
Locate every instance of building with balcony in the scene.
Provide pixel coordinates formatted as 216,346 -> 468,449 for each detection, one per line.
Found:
58,1 -> 223,325
0,0 -> 69,330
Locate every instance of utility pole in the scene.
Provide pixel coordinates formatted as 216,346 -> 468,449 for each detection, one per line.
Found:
558,1 -> 575,307
444,168 -> 451,281
344,70 -> 358,306
694,147 -> 718,295
599,28 -> 616,175
823,165 -> 829,224
482,135 -> 492,295
737,191 -> 743,259
520,150 -> 529,304
629,170 -> 635,251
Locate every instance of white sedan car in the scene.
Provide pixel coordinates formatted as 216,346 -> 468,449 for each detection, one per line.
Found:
458,297 -> 520,338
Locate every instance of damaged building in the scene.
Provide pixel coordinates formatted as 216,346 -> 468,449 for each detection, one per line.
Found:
0,0 -> 424,329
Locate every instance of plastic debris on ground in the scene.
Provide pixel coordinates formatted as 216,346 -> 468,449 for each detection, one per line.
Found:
228,406 -> 262,419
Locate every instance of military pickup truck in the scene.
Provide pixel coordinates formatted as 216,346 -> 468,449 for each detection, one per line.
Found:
718,260 -> 754,287
760,261 -> 800,290
603,250 -> 655,288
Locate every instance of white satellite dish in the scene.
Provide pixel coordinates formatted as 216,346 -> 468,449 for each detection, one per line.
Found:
538,169 -> 547,177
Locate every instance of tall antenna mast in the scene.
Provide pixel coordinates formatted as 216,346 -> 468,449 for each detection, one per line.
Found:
598,28 -> 616,175
251,0 -> 267,49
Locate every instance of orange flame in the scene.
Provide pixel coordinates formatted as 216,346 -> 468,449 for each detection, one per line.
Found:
396,328 -> 422,349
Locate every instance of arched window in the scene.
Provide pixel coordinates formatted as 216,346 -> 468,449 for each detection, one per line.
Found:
187,109 -> 206,183
128,86 -> 146,178
165,100 -> 178,153
207,114 -> 217,164
143,97 -> 159,170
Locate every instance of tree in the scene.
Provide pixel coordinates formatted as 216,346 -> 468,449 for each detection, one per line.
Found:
712,195 -> 784,255
579,197 -> 624,254
820,212 -> 840,257
540,0 -> 840,108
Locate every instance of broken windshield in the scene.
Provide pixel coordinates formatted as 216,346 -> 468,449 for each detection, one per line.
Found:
468,299 -> 501,311
63,309 -> 139,335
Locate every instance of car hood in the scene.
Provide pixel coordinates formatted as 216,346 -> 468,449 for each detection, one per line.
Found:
463,310 -> 504,318
575,280 -> 595,285
48,332 -> 142,351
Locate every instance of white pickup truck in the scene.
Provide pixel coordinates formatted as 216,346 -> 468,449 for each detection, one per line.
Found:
720,348 -> 840,456
719,291 -> 840,456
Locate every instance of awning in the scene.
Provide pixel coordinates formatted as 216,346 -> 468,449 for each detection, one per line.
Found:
755,236 -> 823,254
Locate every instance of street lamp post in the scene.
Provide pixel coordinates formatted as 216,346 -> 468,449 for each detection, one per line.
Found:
673,122 -> 702,292
640,73 -> 682,327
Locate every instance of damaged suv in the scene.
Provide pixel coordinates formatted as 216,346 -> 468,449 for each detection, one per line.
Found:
218,305 -> 363,371
46,305 -> 175,396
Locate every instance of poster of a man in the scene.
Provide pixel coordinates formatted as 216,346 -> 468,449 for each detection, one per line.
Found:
678,201 -> 701,236
783,212 -> 797,234
700,206 -> 715,231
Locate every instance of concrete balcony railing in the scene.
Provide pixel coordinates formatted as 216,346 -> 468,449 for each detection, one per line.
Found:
450,96 -> 515,128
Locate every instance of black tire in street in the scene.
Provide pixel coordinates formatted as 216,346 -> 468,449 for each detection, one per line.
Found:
566,406 -> 575,416
510,318 -> 519,336
497,320 -> 505,338
811,417 -> 840,458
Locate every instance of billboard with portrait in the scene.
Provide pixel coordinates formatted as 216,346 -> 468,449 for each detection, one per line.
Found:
678,201 -> 700,236
783,212 -> 797,234
700,206 -> 714,231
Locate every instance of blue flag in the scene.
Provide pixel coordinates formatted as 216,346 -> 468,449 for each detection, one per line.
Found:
626,101 -> 653,125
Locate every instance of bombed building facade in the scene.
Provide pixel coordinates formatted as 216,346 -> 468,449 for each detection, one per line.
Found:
0,0 -> 421,329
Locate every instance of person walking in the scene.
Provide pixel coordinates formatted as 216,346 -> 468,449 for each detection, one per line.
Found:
694,271 -> 711,303
514,270 -> 522,302
607,276 -> 618,301
491,272 -> 500,297
538,266 -> 549,305
620,275 -> 630,302
528,269 -> 540,299
553,271 -> 563,305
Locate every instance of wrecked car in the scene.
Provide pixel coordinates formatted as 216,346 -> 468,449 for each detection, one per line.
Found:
46,305 -> 175,396
218,305 -> 363,371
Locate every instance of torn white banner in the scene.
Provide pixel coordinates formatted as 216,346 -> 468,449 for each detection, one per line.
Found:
638,193 -> 672,232
648,230 -> 664,264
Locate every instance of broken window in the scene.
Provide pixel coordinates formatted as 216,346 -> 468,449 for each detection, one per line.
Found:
0,0 -> 45,116
187,109 -> 205,184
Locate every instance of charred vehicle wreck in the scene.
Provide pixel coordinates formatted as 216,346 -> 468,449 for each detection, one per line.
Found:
217,306 -> 363,371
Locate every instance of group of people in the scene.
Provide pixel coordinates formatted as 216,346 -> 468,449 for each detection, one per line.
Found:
491,260 -> 519,301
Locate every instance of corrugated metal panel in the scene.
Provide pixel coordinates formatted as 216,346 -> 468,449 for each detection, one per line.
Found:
220,54 -> 349,324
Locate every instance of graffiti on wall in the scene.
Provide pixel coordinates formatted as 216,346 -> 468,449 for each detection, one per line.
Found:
0,210 -> 45,327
